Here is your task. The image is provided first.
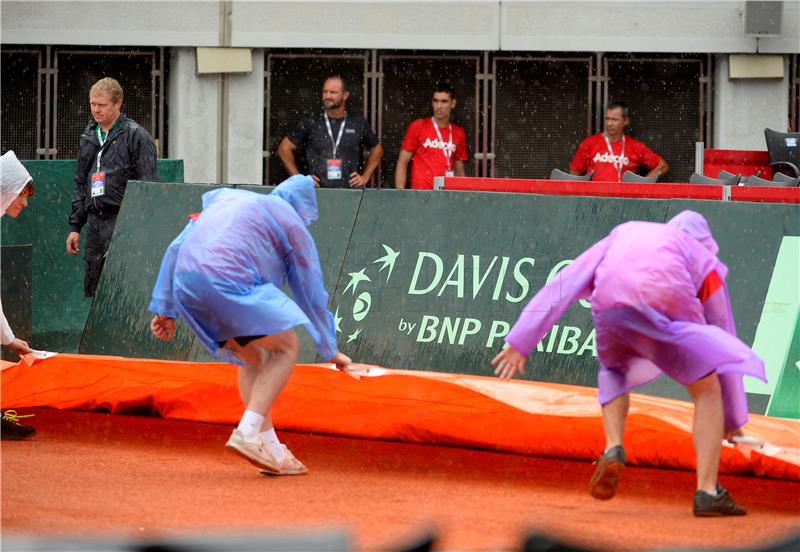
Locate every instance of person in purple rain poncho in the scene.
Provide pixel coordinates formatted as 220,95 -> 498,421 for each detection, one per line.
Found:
491,210 -> 765,517
149,175 -> 351,476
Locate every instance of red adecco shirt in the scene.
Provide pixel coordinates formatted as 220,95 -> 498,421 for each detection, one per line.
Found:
569,132 -> 662,182
401,118 -> 468,189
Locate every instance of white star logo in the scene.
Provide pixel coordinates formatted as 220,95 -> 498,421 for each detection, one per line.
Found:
343,268 -> 371,295
334,307 -> 342,333
372,244 -> 400,283
346,328 -> 362,343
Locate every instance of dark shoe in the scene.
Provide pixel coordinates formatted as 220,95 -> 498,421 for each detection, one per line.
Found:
590,445 -> 626,500
1,410 -> 36,440
693,484 -> 747,517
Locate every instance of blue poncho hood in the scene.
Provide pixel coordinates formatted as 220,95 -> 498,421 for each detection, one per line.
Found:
270,175 -> 318,226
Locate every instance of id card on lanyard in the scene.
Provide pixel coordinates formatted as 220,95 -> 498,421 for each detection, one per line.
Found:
603,133 -> 625,182
324,113 -> 346,181
432,117 -> 454,176
92,126 -> 109,197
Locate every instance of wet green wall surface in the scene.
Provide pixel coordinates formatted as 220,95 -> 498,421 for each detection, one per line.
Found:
81,183 -> 362,363
0,160 -> 184,352
0,245 -> 32,361
332,190 -> 667,389
665,201 -> 800,412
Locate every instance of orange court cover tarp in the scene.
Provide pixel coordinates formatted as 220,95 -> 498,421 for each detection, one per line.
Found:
2,353 -> 797,481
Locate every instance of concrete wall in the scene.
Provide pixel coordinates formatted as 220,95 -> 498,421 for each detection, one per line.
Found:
167,47 -> 265,184
501,1 -> 799,53
168,48 -> 219,183
232,1 -> 500,50
226,48 -> 265,185
0,1 -> 220,46
713,55 -> 791,150
3,1 -> 797,53
2,1 -> 798,181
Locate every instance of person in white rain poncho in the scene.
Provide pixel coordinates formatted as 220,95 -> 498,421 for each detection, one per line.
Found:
1,151 -> 34,355
0,150 -> 37,440
149,174 -> 350,475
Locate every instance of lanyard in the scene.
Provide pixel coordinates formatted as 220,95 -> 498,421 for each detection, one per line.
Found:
324,113 -> 346,158
95,126 -> 110,172
603,133 -> 625,181
431,117 -> 453,171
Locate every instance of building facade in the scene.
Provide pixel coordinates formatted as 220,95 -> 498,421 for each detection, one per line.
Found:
2,1 -> 798,184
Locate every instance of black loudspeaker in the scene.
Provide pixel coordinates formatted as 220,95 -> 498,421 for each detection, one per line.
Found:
744,1 -> 783,36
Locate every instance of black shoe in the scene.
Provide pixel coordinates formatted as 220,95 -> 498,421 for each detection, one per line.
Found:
693,484 -> 747,517
590,445 -> 626,500
1,410 -> 36,440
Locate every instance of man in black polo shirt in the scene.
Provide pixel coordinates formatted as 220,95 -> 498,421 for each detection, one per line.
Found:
278,75 -> 383,188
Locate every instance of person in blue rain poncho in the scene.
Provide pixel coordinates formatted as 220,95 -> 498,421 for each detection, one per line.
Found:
149,175 -> 351,476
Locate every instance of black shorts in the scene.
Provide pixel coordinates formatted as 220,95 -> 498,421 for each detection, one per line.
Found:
217,335 -> 266,348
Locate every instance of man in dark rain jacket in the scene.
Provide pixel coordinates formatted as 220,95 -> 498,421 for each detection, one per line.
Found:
66,77 -> 158,297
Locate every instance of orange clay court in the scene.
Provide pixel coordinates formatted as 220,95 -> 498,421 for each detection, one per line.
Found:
2,354 -> 799,551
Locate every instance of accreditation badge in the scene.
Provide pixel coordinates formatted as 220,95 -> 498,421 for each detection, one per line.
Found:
91,171 -> 106,197
326,159 -> 343,181
445,171 -> 455,177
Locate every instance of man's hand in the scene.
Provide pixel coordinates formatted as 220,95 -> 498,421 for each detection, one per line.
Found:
348,172 -> 368,188
311,175 -> 320,187
725,427 -> 745,444
6,338 -> 32,356
330,350 -> 352,371
491,345 -> 527,380
66,232 -> 80,255
150,315 -> 176,341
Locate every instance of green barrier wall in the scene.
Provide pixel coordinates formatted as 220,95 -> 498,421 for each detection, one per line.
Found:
330,191 -> 799,414
81,182 -> 213,360
80,183 -> 362,363
332,190 -> 667,389
665,201 -> 800,412
0,160 -> 184,352
55,183 -> 800,418
0,245 -> 32,361
768,312 -> 800,418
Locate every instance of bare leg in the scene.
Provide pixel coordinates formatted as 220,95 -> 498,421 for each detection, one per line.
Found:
590,393 -> 629,500
687,372 -> 723,494
237,359 -> 259,406
602,393 -> 629,450
223,330 -> 307,474
225,329 -> 299,431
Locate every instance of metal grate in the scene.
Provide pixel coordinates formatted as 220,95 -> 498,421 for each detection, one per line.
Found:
1,50 -> 41,159
54,51 -> 155,160
379,55 -> 479,186
266,54 -> 368,185
492,57 -> 592,179
791,53 -> 799,133
605,57 -> 704,182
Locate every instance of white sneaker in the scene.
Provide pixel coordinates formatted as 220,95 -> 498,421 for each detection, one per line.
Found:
225,429 -> 282,473
260,445 -> 308,476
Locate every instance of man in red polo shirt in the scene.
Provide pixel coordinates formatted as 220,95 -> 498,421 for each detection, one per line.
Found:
394,84 -> 468,189
570,101 -> 668,182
